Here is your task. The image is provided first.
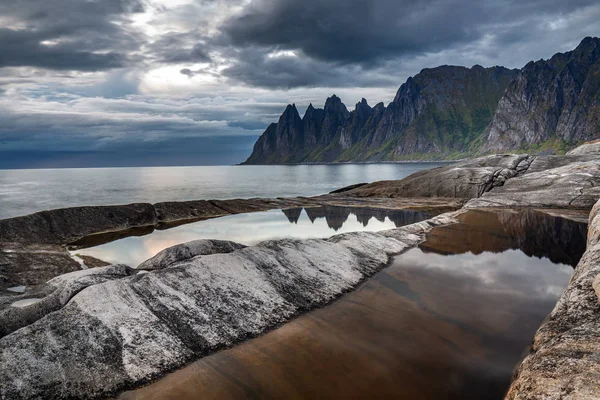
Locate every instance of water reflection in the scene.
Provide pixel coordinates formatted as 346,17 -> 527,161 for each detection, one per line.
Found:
119,209 -> 584,400
285,206 -> 430,231
421,209 -> 588,266
77,206 -> 430,267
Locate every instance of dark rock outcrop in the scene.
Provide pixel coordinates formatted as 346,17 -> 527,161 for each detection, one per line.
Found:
244,65 -> 517,163
0,264 -> 135,338
153,200 -> 228,225
0,243 -> 82,290
505,200 -> 600,398
0,204 -> 157,244
244,37 -> 600,164
484,37 -> 600,152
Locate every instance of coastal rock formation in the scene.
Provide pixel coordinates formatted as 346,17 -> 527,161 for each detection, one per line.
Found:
0,264 -> 135,338
567,139 -> 600,156
343,154 -> 534,198
0,203 -> 157,244
0,243 -> 82,290
467,159 -> 600,209
244,37 -> 600,164
244,65 -> 517,163
1,221 -> 460,399
505,199 -> 600,399
484,37 -> 600,153
2,151 -> 600,399
137,239 -> 246,270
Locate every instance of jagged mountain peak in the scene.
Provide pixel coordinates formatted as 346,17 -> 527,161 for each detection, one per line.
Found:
355,98 -> 371,111
244,38 -> 600,164
483,36 -> 600,152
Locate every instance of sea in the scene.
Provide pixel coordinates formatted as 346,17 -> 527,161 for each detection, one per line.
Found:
0,163 -> 446,219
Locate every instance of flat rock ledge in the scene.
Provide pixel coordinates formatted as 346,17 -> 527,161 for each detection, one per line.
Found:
2,142 -> 600,399
0,213 -> 458,400
505,199 -> 600,399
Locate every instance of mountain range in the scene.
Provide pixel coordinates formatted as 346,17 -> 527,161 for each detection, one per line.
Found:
244,37 -> 600,164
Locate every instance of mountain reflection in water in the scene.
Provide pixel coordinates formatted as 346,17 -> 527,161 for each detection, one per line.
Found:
77,206 -> 431,267
119,209 -> 586,400
421,208 -> 588,266
283,206 -> 431,231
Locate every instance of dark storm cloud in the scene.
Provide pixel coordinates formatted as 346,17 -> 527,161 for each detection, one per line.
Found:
148,32 -> 212,64
1,0 -> 600,167
0,0 -> 144,71
222,0 -> 599,67
220,47 -> 396,89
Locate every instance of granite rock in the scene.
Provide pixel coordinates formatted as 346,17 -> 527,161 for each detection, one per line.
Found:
505,199 -> 600,399
345,154 -> 534,198
567,140 -> 600,156
0,224 -> 440,399
137,239 -> 247,270
467,160 -> 600,209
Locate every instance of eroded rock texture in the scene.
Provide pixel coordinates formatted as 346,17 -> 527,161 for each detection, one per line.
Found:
0,204 -> 157,244
467,160 -> 600,209
344,154 -> 534,198
505,200 -> 600,399
0,215 -> 463,400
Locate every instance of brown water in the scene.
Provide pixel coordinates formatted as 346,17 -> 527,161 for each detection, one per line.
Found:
118,209 -> 587,400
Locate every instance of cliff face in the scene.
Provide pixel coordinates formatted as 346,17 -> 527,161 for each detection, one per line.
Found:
244,37 -> 600,164
245,65 -> 517,163
484,37 -> 600,152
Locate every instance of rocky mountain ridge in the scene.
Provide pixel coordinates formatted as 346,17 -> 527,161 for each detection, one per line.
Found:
244,37 -> 600,164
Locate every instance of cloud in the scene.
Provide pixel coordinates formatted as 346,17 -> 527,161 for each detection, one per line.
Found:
222,0 -> 599,69
0,0 -> 144,71
221,47 -> 397,89
0,0 -> 599,166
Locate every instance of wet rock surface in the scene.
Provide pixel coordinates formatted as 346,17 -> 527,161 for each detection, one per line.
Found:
0,219 -> 455,400
1,151 -> 600,399
505,199 -> 600,399
137,239 -> 247,270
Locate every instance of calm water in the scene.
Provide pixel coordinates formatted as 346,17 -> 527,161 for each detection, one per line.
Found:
76,206 -> 431,267
120,209 -> 587,400
0,163 -> 444,219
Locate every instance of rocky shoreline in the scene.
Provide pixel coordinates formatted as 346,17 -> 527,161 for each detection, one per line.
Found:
1,141 -> 600,399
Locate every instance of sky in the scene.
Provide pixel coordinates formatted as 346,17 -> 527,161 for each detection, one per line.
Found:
0,0 -> 599,167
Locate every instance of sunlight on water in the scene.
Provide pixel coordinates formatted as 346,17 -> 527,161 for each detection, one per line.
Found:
0,163 -> 446,219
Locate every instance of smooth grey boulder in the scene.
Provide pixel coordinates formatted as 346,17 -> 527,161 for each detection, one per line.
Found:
0,226 -> 432,400
505,199 -> 600,399
567,140 -> 600,156
525,154 -> 598,173
0,264 -> 135,338
137,239 -> 246,270
0,204 -> 157,244
467,160 -> 600,209
345,154 -> 534,198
